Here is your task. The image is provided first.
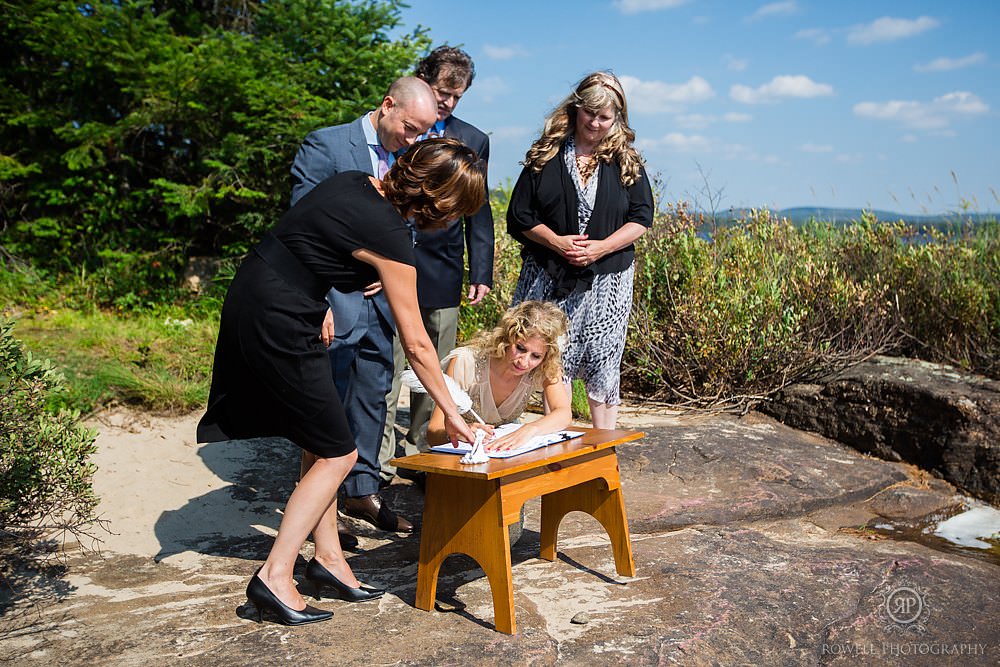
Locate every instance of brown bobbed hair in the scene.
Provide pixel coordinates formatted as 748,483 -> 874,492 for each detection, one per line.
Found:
382,137 -> 486,230
467,300 -> 569,384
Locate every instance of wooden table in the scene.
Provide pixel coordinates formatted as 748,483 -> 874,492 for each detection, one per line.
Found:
391,428 -> 642,634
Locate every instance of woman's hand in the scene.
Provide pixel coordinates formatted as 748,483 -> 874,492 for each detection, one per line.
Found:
469,421 -> 495,441
486,423 -> 540,452
444,411 -> 476,447
550,233 -> 589,259
566,222 -> 648,267
564,237 -> 609,267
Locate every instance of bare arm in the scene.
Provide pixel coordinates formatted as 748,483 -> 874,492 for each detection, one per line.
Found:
426,357 -> 494,446
354,248 -> 475,446
486,378 -> 572,452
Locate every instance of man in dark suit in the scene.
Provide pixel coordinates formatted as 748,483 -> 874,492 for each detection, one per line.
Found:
290,76 -> 438,546
379,47 -> 495,480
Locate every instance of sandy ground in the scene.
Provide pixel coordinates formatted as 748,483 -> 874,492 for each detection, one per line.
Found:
83,390 -> 678,564
87,408 -> 244,563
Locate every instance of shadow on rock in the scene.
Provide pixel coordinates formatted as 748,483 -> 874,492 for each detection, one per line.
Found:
152,437 -> 299,562
0,554 -> 77,661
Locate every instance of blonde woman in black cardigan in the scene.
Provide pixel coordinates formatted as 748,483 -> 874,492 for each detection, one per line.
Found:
507,71 -> 654,429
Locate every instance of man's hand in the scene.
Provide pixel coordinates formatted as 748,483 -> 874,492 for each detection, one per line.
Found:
467,283 -> 491,305
320,309 -> 335,346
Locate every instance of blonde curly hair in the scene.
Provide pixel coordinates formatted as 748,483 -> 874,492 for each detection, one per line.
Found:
468,301 -> 569,384
522,71 -> 643,187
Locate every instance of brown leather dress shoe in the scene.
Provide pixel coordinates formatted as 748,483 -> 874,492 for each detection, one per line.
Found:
341,493 -> 413,533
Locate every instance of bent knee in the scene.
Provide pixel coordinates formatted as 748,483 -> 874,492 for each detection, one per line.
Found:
313,448 -> 358,470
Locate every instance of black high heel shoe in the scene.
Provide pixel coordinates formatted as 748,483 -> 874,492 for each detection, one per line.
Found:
305,558 -> 385,602
245,570 -> 333,625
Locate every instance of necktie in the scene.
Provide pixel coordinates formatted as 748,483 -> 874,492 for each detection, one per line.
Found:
374,144 -> 390,179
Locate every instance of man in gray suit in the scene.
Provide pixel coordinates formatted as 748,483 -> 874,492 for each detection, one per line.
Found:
290,76 -> 437,546
379,47 -> 495,483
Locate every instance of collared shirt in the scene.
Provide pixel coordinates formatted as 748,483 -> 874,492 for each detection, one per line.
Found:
419,119 -> 447,141
363,111 -> 395,175
365,112 -> 416,244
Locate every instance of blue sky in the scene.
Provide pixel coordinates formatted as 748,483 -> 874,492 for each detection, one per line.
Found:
398,0 -> 998,215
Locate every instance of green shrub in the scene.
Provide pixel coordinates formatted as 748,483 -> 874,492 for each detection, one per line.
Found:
462,192 -> 998,412
625,207 -> 997,410
887,222 -> 999,376
0,319 -> 99,562
1,0 -> 428,310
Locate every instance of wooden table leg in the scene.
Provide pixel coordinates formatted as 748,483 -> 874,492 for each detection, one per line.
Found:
539,455 -> 635,577
415,473 -> 518,634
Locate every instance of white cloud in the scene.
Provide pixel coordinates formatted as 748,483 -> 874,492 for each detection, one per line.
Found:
675,113 -> 713,130
853,91 -> 988,130
900,134 -> 918,143
847,16 -> 939,45
794,28 -> 832,45
914,52 -> 986,73
720,143 -> 781,163
489,126 -> 532,141
471,76 -> 510,103
748,1 -> 798,21
620,75 -> 715,113
676,112 -> 752,128
800,143 -> 834,153
724,54 -> 748,71
730,75 -> 833,104
482,44 -> 525,60
613,0 -> 688,14
639,132 -> 711,152
639,134 -> 779,164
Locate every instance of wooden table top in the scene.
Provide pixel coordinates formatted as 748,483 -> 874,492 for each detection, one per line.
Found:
390,427 -> 644,481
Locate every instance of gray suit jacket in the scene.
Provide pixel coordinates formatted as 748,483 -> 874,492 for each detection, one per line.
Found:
289,115 -> 393,335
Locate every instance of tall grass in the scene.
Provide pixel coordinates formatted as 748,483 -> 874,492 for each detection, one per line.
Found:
2,296 -> 218,414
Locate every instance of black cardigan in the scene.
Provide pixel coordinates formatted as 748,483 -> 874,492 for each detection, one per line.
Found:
506,149 -> 654,297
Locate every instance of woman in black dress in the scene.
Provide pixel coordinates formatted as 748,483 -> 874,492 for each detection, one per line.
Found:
198,138 -> 482,625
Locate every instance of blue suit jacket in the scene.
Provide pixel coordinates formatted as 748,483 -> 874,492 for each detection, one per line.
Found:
412,116 -> 494,308
289,115 -> 393,335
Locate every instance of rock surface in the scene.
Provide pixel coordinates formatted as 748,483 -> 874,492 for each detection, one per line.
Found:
761,356 -> 1000,505
1,405 -> 998,666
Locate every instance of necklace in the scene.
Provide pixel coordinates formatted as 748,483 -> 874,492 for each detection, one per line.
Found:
574,152 -> 597,182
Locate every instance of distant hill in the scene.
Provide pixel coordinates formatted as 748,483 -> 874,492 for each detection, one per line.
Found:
715,207 -> 997,227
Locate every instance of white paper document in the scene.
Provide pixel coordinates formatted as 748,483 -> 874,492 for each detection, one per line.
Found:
429,423 -> 585,459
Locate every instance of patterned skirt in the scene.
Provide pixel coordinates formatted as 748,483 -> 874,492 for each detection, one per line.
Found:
511,255 -> 634,405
